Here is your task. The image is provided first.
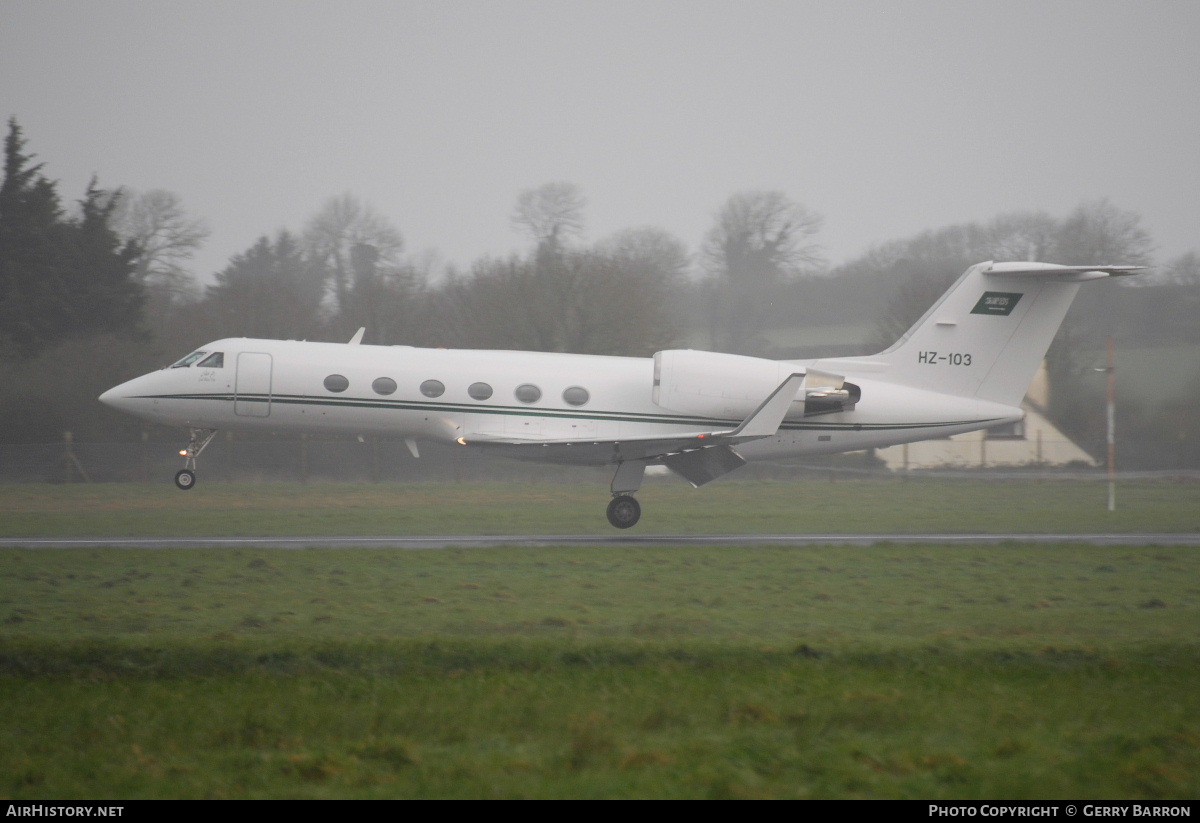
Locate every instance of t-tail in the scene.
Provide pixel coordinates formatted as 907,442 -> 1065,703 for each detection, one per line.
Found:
833,261 -> 1143,406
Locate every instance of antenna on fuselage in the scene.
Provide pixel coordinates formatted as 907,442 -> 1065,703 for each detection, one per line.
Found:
348,327 -> 366,345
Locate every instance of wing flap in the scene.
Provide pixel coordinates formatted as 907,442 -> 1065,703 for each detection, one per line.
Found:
662,446 -> 747,487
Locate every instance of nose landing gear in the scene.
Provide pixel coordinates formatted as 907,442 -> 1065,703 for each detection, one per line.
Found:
175,428 -> 217,490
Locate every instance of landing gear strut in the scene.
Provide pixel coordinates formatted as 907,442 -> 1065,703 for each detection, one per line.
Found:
175,428 -> 217,491
606,495 -> 642,529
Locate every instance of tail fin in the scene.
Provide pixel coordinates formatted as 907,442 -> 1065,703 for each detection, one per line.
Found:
846,261 -> 1142,406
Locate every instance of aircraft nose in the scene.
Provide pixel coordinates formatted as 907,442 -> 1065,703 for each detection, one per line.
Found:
99,371 -> 175,424
99,379 -> 138,412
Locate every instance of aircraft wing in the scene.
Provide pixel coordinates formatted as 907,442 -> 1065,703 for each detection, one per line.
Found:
460,373 -> 806,468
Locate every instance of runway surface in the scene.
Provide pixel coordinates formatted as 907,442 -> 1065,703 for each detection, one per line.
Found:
3,533 -> 1199,549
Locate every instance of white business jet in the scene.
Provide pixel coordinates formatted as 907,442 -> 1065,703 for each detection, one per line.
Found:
99,261 -> 1140,528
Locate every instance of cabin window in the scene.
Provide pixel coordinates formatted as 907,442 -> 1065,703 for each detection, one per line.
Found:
468,382 -> 493,401
170,351 -> 207,368
563,386 -> 590,406
372,377 -> 397,396
514,384 -> 542,404
324,374 -> 350,393
197,352 -> 224,368
420,379 -> 445,398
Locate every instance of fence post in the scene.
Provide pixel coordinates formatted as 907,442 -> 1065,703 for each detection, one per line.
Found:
299,433 -> 309,483
60,431 -> 92,483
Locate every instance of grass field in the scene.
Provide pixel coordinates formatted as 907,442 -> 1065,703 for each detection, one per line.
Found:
2,480 -> 1198,798
1,477 -> 1198,536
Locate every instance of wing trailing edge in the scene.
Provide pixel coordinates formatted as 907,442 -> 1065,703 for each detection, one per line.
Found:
460,373 -> 806,468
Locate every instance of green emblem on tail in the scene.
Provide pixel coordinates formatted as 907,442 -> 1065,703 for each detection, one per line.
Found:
971,292 -> 1022,316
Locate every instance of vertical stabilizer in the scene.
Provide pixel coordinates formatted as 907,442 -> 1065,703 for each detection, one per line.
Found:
842,262 -> 1141,407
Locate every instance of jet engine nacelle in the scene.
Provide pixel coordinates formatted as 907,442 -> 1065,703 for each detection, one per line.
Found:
652,349 -> 796,420
652,349 -> 859,420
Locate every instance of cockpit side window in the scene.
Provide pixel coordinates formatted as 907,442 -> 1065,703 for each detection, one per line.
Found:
197,352 -> 224,368
170,351 -> 208,368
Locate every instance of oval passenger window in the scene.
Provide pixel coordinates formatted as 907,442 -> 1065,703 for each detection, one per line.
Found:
515,384 -> 542,403
562,386 -> 590,406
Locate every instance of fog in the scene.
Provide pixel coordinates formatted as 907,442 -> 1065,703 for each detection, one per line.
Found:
3,0 -> 1198,279
2,0 -> 1199,474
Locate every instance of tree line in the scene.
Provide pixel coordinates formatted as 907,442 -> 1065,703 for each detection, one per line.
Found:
2,117 -> 1197,462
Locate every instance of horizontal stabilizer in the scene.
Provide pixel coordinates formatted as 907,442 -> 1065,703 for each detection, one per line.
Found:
985,262 -> 1145,280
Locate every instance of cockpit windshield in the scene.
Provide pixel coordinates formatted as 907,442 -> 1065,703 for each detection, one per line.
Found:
169,351 -> 225,369
170,351 -> 208,368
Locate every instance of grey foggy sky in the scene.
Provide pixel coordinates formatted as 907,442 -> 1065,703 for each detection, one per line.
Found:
3,0 -> 1198,280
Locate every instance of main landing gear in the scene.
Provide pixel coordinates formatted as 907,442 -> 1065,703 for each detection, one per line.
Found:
606,495 -> 642,529
175,428 -> 217,490
606,459 -> 648,529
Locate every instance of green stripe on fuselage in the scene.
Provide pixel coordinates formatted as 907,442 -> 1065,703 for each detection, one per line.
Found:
136,392 -> 999,433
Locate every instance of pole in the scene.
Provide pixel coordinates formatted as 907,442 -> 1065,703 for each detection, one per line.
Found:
1105,336 -> 1116,512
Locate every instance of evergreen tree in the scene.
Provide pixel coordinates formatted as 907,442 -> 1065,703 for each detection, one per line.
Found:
0,119 -> 143,356
65,180 -> 143,336
206,231 -> 325,339
0,118 -> 71,354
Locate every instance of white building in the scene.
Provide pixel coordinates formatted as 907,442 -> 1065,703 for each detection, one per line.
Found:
874,364 -> 1097,469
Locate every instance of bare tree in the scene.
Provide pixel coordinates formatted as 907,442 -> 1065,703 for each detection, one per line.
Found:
984,211 -> 1059,262
510,181 -> 586,250
428,226 -> 688,357
113,189 -> 209,302
304,193 -> 404,316
702,190 -> 823,283
1159,251 -> 1200,286
1053,198 -> 1154,267
702,190 -> 822,353
596,226 -> 691,283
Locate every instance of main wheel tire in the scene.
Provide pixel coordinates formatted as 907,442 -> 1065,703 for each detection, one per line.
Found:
606,495 -> 641,529
174,469 -> 196,490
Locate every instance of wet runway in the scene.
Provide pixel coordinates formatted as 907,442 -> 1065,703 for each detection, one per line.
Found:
3,533 -> 1199,549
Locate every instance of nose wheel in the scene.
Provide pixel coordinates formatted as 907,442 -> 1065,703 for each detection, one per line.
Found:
606,495 -> 641,529
175,428 -> 216,490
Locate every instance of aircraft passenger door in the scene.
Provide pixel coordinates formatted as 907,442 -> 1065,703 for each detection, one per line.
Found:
235,352 -> 273,417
